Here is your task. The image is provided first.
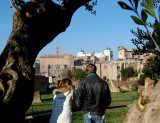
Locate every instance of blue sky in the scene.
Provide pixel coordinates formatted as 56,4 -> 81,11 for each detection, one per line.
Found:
0,0 -> 140,60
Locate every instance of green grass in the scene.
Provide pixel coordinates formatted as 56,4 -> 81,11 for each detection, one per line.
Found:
26,91 -> 53,115
72,90 -> 139,123
72,108 -> 129,123
26,90 -> 139,123
72,111 -> 84,123
105,108 -> 129,123
110,90 -> 139,106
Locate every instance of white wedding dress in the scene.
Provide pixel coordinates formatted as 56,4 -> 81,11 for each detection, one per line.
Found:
49,90 -> 74,123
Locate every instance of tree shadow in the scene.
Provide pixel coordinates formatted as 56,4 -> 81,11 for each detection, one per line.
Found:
41,98 -> 53,102
121,90 -> 129,93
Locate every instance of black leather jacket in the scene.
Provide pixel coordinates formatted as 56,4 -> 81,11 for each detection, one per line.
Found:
75,73 -> 111,116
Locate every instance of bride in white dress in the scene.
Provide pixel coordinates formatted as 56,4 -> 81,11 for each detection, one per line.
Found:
49,79 -> 75,123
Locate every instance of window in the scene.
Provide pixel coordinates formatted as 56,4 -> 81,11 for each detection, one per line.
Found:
104,65 -> 107,69
64,65 -> 67,68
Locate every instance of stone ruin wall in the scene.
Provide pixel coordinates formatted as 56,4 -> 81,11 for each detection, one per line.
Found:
123,79 -> 160,123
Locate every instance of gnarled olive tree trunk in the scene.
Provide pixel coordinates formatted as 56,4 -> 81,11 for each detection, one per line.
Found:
0,0 -> 90,122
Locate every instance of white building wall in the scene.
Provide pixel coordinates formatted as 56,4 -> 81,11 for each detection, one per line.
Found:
94,53 -> 102,58
77,49 -> 113,61
86,53 -> 92,56
77,52 -> 86,57
104,50 -> 111,61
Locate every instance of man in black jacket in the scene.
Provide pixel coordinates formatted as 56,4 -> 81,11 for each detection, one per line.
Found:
76,64 -> 111,123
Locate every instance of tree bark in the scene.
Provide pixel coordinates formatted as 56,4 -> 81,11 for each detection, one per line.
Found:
0,0 -> 91,122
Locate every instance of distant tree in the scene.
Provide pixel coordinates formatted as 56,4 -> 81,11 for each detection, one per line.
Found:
139,55 -> 160,85
131,43 -> 160,86
120,67 -> 135,81
131,28 -> 160,55
72,67 -> 87,80
138,74 -> 147,85
0,0 -> 97,122
117,74 -> 121,81
134,70 -> 139,77
66,70 -> 72,79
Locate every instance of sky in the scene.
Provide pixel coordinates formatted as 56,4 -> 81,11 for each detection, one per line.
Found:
0,0 -> 140,60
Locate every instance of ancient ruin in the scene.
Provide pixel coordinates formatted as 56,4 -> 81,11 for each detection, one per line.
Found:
123,80 -> 160,123
32,91 -> 42,103
108,80 -> 121,92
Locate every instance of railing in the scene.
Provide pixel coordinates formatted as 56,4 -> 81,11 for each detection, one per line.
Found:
25,104 -> 53,116
25,112 -> 51,120
25,92 -> 137,122
25,104 -> 131,120
25,98 -> 134,116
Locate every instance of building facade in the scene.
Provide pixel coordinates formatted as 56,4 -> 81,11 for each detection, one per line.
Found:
108,59 -> 143,81
96,46 -> 145,81
77,48 -> 113,61
95,61 -> 110,80
34,45 -> 147,82
74,56 -> 97,65
118,46 -> 144,60
39,45 -> 74,77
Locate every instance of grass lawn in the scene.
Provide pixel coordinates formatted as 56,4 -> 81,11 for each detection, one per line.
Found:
72,90 -> 139,123
72,108 -> 129,123
26,90 -> 139,123
26,91 -> 53,115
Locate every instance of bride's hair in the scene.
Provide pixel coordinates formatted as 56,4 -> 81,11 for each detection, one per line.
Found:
57,79 -> 73,93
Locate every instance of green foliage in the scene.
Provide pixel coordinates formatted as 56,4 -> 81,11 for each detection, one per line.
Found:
72,90 -> 139,123
25,91 -> 53,116
117,74 -> 120,79
131,15 -> 144,25
66,70 -> 72,79
134,70 -> 139,77
103,76 -> 107,80
138,74 -> 147,85
118,1 -> 133,10
143,56 -> 160,80
66,67 -> 87,81
72,67 -> 87,80
138,55 -> 160,85
142,0 -> 160,8
118,0 -> 160,54
26,90 -> 139,123
120,67 -> 136,81
141,2 -> 156,18
141,96 -> 150,105
131,28 -> 159,55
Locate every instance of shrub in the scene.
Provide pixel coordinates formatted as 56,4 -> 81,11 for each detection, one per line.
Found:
120,67 -> 135,81
138,74 -> 147,85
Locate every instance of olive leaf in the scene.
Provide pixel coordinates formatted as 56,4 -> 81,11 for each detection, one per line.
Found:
147,0 -> 154,10
118,1 -> 133,11
135,0 -> 139,10
141,9 -> 148,23
141,3 -> 156,18
131,16 -> 144,25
